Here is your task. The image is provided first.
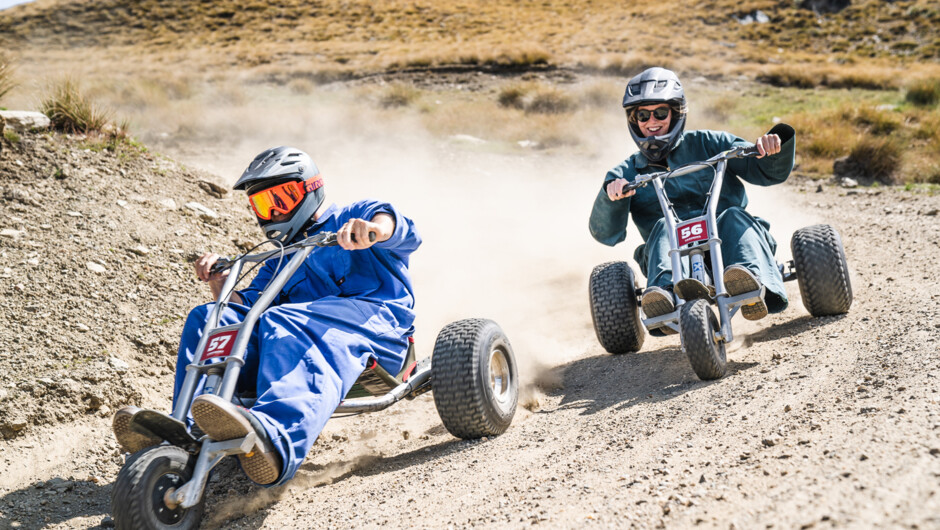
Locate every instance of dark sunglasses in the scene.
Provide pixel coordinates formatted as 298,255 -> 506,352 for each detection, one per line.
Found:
633,106 -> 671,123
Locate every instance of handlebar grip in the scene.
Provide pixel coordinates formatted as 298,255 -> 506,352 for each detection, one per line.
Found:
351,232 -> 377,243
209,258 -> 232,274
742,145 -> 761,157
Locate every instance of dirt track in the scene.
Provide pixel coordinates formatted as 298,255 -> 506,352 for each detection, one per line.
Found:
1,108 -> 939,529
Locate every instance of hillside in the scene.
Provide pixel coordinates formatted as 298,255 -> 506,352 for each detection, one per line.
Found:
0,128 -> 254,440
1,0 -> 938,82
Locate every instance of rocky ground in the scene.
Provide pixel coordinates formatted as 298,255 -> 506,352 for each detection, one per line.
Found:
0,119 -> 938,529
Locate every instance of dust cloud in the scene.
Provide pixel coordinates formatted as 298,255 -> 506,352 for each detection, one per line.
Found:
123,81 -> 803,395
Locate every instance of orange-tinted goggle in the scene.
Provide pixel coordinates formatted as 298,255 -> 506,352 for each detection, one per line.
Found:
248,176 -> 323,220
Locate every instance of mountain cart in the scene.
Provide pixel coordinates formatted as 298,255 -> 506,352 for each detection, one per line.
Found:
589,145 -> 852,380
110,231 -> 518,529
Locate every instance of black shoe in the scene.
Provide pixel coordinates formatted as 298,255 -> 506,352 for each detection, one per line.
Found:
723,265 -> 768,321
191,395 -> 282,485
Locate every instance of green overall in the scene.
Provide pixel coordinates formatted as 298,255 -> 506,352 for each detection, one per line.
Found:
589,124 -> 796,313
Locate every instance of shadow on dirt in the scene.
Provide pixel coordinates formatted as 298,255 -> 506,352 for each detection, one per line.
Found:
546,344 -> 758,416
0,477 -> 112,530
739,314 -> 848,348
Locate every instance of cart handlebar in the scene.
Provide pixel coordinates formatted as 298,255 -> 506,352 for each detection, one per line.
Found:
209,231 -> 376,274
621,145 -> 761,194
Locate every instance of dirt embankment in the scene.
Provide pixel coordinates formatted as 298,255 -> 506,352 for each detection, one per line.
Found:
0,125 -> 939,529
0,130 -> 258,441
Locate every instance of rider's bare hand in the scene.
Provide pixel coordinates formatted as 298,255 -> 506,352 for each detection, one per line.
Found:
194,252 -> 236,300
337,213 -> 394,251
755,134 -> 781,159
606,178 -> 636,201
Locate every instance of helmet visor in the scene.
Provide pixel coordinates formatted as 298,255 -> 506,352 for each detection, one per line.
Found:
248,180 -> 307,220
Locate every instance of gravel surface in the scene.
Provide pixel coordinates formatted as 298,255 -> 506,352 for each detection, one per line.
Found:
0,129 -> 938,529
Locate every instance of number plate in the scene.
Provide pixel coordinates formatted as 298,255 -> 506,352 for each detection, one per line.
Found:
199,329 -> 239,362
677,219 -> 708,247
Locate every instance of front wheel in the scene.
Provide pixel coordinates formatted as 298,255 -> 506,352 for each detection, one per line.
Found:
431,319 -> 518,439
791,224 -> 853,317
589,261 -> 645,354
111,446 -> 204,530
679,299 -> 727,381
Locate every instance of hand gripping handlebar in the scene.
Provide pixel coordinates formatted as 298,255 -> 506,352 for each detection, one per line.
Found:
620,145 -> 761,194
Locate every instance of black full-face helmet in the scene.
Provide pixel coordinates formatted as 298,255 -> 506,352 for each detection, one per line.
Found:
233,146 -> 325,244
622,67 -> 688,162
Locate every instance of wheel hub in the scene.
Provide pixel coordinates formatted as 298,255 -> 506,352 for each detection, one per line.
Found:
152,472 -> 186,524
489,347 -> 512,409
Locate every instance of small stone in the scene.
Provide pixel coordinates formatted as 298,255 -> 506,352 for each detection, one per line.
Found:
158,198 -> 178,210
67,211 -> 83,217
129,245 -> 150,256
185,202 -> 218,219
0,228 -> 23,239
109,356 -> 129,372
86,262 -> 107,274
762,438 -> 776,447
100,515 -> 115,528
784,404 -> 792,412
75,323 -> 90,332
924,209 -> 938,216
841,177 -> 858,188
116,200 -> 129,209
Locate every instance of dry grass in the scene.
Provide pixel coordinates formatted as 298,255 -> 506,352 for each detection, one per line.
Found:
39,78 -> 127,139
847,136 -> 903,184
0,53 -> 15,104
2,0 -> 939,83
906,78 -> 940,107
379,82 -> 421,108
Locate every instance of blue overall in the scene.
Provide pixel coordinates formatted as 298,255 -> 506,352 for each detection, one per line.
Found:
172,200 -> 421,486
589,124 -> 796,314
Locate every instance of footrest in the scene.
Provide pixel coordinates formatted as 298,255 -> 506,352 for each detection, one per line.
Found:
133,409 -> 198,447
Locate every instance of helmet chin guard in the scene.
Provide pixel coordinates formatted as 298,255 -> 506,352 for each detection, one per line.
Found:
234,146 -> 325,244
622,67 -> 688,163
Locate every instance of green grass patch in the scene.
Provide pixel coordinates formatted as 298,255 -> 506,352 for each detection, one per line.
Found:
3,129 -> 20,143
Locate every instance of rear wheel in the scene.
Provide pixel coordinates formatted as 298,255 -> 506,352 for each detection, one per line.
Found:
679,299 -> 727,380
432,319 -> 518,439
111,446 -> 203,530
589,261 -> 645,354
791,224 -> 853,317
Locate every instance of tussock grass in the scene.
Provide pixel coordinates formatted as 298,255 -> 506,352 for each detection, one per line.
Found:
0,53 -> 15,104
379,82 -> 421,108
526,87 -> 575,115
40,78 -> 128,139
906,78 -> 940,107
757,64 -> 900,90
497,84 -> 528,110
848,105 -> 901,136
848,136 -> 903,184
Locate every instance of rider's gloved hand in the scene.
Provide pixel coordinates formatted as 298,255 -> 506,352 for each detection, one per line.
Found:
755,134 -> 781,158
606,178 -> 636,202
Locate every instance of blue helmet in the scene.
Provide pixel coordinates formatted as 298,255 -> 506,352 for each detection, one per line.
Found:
233,146 -> 325,244
622,67 -> 688,163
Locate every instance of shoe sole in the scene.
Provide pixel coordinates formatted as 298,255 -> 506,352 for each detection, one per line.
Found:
191,398 -> 281,485
112,408 -> 161,453
675,279 -> 715,301
724,267 -> 768,321
641,290 -> 674,318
